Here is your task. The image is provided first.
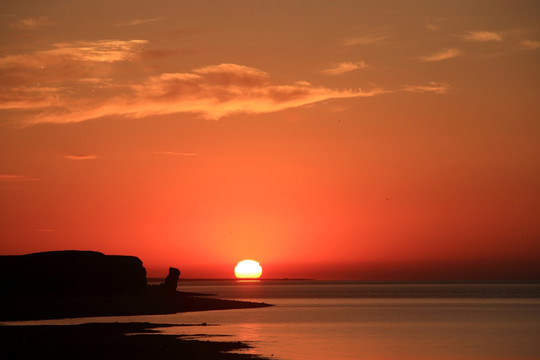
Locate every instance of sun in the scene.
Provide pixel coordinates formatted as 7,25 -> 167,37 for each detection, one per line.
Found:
234,259 -> 263,279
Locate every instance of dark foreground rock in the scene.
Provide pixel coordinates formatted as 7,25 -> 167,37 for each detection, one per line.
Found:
0,250 -> 147,296
0,322 -> 269,360
161,266 -> 181,292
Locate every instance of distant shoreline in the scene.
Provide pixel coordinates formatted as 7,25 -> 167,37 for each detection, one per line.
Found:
148,278 -> 315,282
158,279 -> 540,284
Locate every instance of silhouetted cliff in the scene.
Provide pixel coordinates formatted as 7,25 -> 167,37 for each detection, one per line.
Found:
0,250 -> 147,296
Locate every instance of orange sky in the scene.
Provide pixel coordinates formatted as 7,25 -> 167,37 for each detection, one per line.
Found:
1,1 -> 539,279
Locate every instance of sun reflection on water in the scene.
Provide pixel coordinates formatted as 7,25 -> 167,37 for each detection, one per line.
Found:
237,322 -> 261,343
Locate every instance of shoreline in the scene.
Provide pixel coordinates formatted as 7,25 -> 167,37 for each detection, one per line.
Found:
0,291 -> 274,359
0,321 -> 270,360
0,289 -> 272,322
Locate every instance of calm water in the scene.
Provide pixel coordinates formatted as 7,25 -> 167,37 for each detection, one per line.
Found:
8,281 -> 540,359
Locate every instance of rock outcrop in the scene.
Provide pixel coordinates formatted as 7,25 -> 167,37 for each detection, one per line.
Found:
161,267 -> 181,292
0,250 -> 147,296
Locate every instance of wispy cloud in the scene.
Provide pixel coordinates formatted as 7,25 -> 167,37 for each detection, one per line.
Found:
321,61 -> 369,75
402,82 -> 451,94
155,151 -> 198,156
419,48 -> 460,62
4,63 -> 384,125
463,31 -> 503,42
0,174 -> 39,181
0,38 -> 451,126
0,86 -> 62,110
44,40 -> 148,63
517,39 -> 540,50
0,39 -> 148,89
117,18 -> 162,26
0,40 -> 147,69
64,154 -> 98,160
343,34 -> 389,46
11,16 -> 53,30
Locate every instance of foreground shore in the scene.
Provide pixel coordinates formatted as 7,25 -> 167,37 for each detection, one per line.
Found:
0,291 -> 273,359
0,288 -> 272,321
0,322 -> 269,360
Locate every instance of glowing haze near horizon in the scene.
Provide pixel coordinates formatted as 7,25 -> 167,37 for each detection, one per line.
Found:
1,1 -> 539,280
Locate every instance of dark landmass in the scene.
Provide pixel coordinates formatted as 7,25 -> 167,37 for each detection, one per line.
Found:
0,289 -> 272,321
0,322 -> 268,360
0,250 -> 272,321
0,251 -> 273,359
0,251 -> 147,296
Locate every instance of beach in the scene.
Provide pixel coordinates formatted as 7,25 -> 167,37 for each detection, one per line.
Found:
0,291 -> 273,359
0,322 -> 267,360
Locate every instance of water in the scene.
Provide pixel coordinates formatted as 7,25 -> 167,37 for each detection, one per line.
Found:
172,281 -> 540,359
8,281 -> 540,359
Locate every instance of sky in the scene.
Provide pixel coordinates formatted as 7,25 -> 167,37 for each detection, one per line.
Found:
1,0 -> 539,280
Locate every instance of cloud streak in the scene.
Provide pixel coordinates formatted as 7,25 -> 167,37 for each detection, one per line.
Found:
0,40 -> 147,75
321,61 -> 368,75
117,18 -> 162,26
1,40 -> 148,66
419,48 -> 460,62
11,16 -> 53,30
0,40 -> 148,89
463,31 -> 503,42
0,174 -> 39,181
517,39 -> 540,51
155,151 -> 198,156
402,82 -> 451,94
64,154 -> 98,160
343,35 -> 389,46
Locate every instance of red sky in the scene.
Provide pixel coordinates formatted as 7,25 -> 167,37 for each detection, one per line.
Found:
1,1 -> 539,279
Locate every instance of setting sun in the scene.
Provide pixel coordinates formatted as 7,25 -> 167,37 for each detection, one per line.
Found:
234,260 -> 263,279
